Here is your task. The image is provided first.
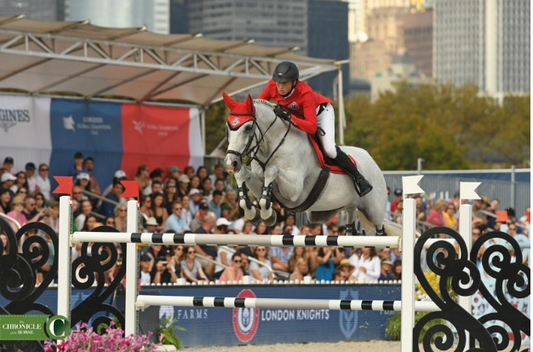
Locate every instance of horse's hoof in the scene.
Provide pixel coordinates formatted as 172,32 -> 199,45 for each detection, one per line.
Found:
264,211 -> 277,227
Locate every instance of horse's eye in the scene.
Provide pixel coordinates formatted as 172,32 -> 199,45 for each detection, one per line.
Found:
245,125 -> 252,132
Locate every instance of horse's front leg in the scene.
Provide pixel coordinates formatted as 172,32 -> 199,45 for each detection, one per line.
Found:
259,165 -> 279,225
234,166 -> 263,224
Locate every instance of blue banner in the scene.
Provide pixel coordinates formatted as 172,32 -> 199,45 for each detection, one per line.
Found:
49,99 -> 124,190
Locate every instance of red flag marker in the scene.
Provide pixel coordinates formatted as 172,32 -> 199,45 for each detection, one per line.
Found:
121,180 -> 139,200
53,176 -> 73,197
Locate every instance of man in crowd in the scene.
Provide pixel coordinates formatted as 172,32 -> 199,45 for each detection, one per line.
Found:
100,181 -> 124,217
25,162 -> 38,194
83,157 -> 101,195
71,152 -> 85,178
1,173 -> 16,198
164,200 -> 190,234
194,213 -> 217,278
2,157 -> 14,173
209,190 -> 223,218
188,189 -> 204,218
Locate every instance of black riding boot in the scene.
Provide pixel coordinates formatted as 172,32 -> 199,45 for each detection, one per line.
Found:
334,146 -> 373,197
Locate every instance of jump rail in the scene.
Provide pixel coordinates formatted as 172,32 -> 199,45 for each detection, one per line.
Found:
57,179 -> 481,351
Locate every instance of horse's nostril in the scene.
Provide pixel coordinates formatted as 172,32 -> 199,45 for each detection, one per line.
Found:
232,161 -> 239,168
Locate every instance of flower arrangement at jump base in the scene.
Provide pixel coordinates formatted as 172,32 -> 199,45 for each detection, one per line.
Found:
44,321 -> 158,352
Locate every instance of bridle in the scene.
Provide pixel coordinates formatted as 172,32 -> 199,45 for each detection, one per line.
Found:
226,107 -> 292,171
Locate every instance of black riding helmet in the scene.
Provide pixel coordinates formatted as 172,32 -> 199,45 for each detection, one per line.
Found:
272,61 -> 299,83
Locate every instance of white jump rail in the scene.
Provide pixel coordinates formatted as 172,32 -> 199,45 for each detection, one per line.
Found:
58,178 -> 475,351
136,295 -> 440,312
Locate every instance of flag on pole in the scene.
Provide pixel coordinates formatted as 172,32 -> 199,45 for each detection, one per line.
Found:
52,176 -> 73,196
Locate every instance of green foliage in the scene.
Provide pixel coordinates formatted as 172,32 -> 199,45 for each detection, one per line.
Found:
158,317 -> 186,350
385,311 -> 446,342
344,82 -> 530,169
205,101 -> 229,154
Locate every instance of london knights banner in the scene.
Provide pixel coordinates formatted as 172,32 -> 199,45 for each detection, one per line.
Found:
0,95 -> 203,187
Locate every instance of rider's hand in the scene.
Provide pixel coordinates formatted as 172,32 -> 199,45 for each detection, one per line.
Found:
274,105 -> 291,121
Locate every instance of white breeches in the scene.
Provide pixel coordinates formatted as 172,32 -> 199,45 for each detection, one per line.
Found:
316,103 -> 337,159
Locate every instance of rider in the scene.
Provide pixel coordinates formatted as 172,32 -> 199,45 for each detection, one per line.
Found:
257,61 -> 373,197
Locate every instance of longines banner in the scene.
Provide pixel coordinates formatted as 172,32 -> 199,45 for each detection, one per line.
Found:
0,95 -> 203,185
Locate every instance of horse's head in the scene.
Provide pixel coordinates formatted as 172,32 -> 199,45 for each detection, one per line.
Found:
222,92 -> 257,174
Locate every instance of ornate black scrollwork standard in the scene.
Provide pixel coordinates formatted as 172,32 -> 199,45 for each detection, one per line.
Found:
70,225 -> 126,333
0,217 -> 58,352
470,231 -> 530,352
413,227 -> 497,352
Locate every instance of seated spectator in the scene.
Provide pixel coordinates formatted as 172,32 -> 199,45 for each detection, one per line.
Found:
255,221 -> 267,235
209,164 -> 226,186
14,187 -> 28,202
150,180 -> 163,196
444,203 -> 458,229
353,247 -> 380,282
427,200 -> 446,226
188,189 -> 203,216
11,171 -> 28,194
392,260 -> 402,280
241,254 -> 250,276
140,254 -> 153,285
35,192 -> 46,212
184,166 -> 195,179
196,166 -> 208,183
35,164 -> 51,202
81,214 -> 98,231
151,193 -> 168,231
250,246 -> 273,281
144,217 -> 158,233
181,196 -> 193,226
221,190 -> 240,221
241,221 -> 253,235
201,178 -> 212,199
379,260 -> 394,281
42,202 -> 60,233
332,269 -> 346,282
100,181 -> 124,218
299,225 -> 311,235
83,157 -> 101,195
134,165 -> 150,194
214,218 -> 231,278
177,175 -> 190,198
288,247 -> 308,273
1,173 -> 16,199
25,162 -> 37,194
337,259 -> 355,281
213,179 -> 226,193
209,190 -> 223,218
219,252 -> 244,283
7,197 -> 27,229
114,204 -> 128,232
181,246 -> 209,283
167,165 -> 181,182
283,214 -> 299,235
269,242 -> 292,273
315,248 -> 335,281
172,245 -> 185,278
153,256 -> 177,284
147,244 -> 166,263
164,178 -> 179,214
139,195 -> 153,220
190,176 -> 201,191
164,201 -> 190,234
101,170 -> 127,201
190,202 -> 214,232
75,200 -> 93,231
194,213 -> 217,278
71,152 -> 85,178
0,188 -> 11,214
23,195 -> 43,223
290,258 -> 309,281
104,216 -> 116,227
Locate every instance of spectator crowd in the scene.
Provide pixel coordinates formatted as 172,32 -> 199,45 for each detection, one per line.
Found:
0,153 -> 529,286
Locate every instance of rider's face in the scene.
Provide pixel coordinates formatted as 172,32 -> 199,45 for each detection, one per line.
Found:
275,81 -> 294,96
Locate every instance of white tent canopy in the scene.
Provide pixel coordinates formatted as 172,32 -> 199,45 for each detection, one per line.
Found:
0,15 -> 339,106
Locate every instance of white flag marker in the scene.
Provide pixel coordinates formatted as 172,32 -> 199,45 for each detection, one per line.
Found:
460,182 -> 481,201
402,175 -> 425,196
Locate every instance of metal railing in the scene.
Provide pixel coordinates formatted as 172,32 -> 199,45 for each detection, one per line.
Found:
0,212 -> 21,231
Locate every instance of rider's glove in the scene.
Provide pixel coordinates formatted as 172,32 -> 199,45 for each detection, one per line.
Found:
274,105 -> 292,121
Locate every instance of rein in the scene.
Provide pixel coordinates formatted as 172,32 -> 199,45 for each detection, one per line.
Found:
227,108 -> 292,172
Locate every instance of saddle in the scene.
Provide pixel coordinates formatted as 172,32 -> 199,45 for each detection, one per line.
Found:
308,134 -> 357,174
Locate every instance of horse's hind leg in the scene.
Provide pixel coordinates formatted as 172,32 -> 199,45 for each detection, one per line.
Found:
344,208 -> 360,236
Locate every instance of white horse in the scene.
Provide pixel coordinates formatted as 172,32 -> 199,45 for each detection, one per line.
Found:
223,93 -> 393,236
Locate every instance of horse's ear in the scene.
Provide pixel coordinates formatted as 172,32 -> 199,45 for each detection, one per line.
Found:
222,91 -> 237,110
246,94 -> 255,114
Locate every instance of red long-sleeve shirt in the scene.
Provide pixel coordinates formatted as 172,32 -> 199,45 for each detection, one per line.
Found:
258,80 -> 333,135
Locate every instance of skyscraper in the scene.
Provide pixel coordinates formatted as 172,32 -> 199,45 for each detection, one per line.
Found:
434,0 -> 529,96
0,0 -> 64,21
67,0 -> 170,34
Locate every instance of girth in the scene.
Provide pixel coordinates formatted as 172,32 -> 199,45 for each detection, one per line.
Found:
276,167 -> 330,212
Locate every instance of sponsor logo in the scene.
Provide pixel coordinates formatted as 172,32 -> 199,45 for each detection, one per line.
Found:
0,109 -> 30,132
233,289 -> 259,342
133,120 -> 145,135
45,315 -> 70,340
0,314 -> 70,340
339,289 -> 358,339
288,102 -> 298,111
63,116 -> 76,132
232,117 -> 240,126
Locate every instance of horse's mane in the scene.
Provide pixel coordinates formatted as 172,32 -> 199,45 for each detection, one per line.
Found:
253,99 -> 276,109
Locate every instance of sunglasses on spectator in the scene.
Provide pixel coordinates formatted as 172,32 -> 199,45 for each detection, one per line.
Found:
188,250 -> 195,254
176,247 -> 183,251
73,192 -> 81,195
106,221 -> 115,225
40,168 -> 48,171
257,248 -> 266,252
234,259 -> 242,263
174,207 -> 183,211
119,209 -> 127,212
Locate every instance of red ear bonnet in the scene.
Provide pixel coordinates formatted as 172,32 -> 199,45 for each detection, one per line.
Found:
222,92 -> 256,130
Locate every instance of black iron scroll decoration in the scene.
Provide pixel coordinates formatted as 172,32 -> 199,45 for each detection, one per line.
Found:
413,227 -> 497,352
70,225 -> 126,333
470,231 -> 530,352
0,217 -> 58,352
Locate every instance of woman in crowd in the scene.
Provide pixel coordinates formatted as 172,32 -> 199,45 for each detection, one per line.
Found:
7,197 -> 27,229
201,178 -> 212,199
316,247 -> 335,281
290,258 -> 309,281
134,165 -> 151,193
392,260 -> 402,280
189,175 -> 201,191
250,246 -> 273,281
139,195 -> 153,220
180,196 -> 193,226
0,232 -> 9,254
196,166 -> 208,183
354,247 -> 381,282
150,193 -> 168,232
219,252 -> 244,283
0,189 -> 11,214
183,166 -> 195,179
164,178 -> 179,214
177,175 -> 190,198
82,214 -> 98,231
213,179 -> 226,193
114,203 -> 128,232
254,221 -> 268,235
15,187 -> 28,201
172,245 -> 186,278
444,203 -> 458,230
11,172 -> 28,194
34,193 -> 46,212
181,246 -> 209,283
241,221 -> 253,235
427,199 -> 446,227
288,246 -> 308,273
104,216 -> 116,227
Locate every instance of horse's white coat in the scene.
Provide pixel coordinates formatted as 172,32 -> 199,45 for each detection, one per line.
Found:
225,100 -> 388,234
